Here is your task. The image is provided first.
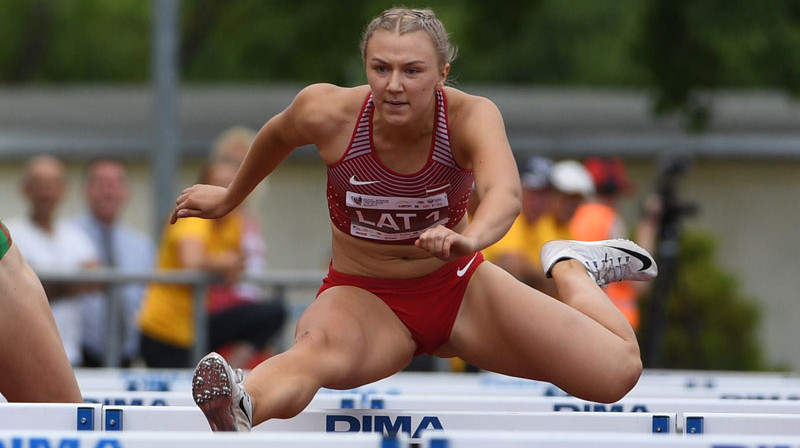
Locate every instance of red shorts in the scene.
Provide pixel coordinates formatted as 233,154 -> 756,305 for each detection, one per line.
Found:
317,252 -> 485,356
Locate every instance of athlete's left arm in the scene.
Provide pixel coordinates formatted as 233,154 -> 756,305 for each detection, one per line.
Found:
416,94 -> 521,259
458,95 -> 522,249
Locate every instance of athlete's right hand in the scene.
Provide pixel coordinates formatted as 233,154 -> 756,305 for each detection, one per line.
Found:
170,184 -> 232,224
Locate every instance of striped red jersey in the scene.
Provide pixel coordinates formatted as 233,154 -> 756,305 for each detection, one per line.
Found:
326,89 -> 474,244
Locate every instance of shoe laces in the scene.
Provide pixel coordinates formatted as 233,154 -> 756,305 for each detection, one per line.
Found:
233,368 -> 245,384
588,252 -> 630,286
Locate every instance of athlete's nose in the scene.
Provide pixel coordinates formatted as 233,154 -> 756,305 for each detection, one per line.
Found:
387,69 -> 403,93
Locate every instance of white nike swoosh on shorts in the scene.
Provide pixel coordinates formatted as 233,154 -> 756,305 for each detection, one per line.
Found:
349,175 -> 381,186
456,253 -> 479,277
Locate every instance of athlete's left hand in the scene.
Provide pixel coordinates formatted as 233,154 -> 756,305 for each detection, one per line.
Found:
416,225 -> 477,261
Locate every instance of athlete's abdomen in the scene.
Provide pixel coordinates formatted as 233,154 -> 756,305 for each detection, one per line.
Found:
328,218 -> 467,278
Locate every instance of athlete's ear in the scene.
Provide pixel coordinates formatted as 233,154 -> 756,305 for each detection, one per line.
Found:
437,63 -> 450,89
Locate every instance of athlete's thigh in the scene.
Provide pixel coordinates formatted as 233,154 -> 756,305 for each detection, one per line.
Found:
0,245 -> 81,402
444,262 -> 629,386
295,285 -> 417,389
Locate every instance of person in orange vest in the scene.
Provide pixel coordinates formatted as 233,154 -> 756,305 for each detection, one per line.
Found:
570,157 -> 656,331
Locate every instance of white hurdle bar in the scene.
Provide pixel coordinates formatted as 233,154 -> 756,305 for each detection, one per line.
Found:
0,403 -> 102,431
74,368 -> 195,392
99,406 -> 675,438
73,369 -> 560,395
625,383 -> 800,400
366,393 -> 800,433
683,412 -> 800,435
419,431 -> 800,447
78,390 -> 360,409
367,393 -> 800,413
0,430 -> 406,448
72,368 -> 800,401
640,368 -> 800,388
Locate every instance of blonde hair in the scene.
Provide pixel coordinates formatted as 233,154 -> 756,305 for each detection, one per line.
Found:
210,125 -> 257,166
360,7 -> 457,70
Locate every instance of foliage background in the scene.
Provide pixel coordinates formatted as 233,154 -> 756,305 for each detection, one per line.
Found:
2,0 -> 799,127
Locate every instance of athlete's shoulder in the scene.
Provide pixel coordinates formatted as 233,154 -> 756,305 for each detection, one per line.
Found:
442,87 -> 502,124
290,84 -> 367,124
293,84 -> 369,112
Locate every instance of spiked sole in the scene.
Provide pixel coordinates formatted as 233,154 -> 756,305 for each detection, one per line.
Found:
193,354 -> 236,431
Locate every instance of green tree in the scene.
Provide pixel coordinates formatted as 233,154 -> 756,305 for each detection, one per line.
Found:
2,0 -> 799,131
0,0 -> 149,83
634,0 -> 800,131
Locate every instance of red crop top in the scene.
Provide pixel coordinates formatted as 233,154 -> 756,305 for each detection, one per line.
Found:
326,89 -> 474,244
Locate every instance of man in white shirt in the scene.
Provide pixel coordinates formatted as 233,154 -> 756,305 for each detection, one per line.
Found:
6,155 -> 100,366
73,158 -> 155,367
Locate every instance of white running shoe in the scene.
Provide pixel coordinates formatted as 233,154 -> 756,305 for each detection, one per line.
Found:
541,239 -> 658,286
192,352 -> 253,431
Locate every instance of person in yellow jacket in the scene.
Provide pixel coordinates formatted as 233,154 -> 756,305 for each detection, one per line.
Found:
139,159 -> 285,368
485,158 -> 594,297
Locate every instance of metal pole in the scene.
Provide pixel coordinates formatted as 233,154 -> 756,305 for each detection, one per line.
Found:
643,154 -> 696,368
192,282 -> 210,365
151,0 -> 180,236
103,284 -> 123,367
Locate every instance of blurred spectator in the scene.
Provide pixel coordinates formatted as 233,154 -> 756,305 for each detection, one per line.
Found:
571,157 -> 633,241
570,156 -> 656,330
484,158 -> 593,296
72,158 -> 155,367
483,156 -> 555,292
6,155 -> 100,366
211,126 -> 256,166
138,159 -> 286,368
210,126 -> 282,368
210,126 -> 270,309
545,159 -> 596,239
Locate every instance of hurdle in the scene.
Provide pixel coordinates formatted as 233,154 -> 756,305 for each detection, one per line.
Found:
78,389 -> 360,409
74,368 -> 195,392
100,406 -> 675,438
0,403 -> 102,431
683,412 -> 800,435
366,394 -> 800,433
365,393 -> 800,415
73,369 -> 561,395
625,382 -> 800,400
0,430 -> 406,448
73,367 -> 800,391
419,430 -> 800,447
72,367 -> 800,401
640,368 -> 800,389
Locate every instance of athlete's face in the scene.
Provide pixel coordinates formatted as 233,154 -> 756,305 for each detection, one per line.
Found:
22,158 -> 67,222
365,29 -> 449,125
203,161 -> 237,188
86,161 -> 129,225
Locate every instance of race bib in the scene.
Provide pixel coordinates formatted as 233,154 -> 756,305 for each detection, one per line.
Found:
346,191 -> 450,241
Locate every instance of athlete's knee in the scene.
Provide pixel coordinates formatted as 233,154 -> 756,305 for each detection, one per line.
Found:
293,327 -> 356,358
593,352 -> 642,403
293,328 -> 330,349
292,326 -> 364,378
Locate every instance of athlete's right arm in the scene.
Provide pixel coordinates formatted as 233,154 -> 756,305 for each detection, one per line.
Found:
171,84 -> 339,223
